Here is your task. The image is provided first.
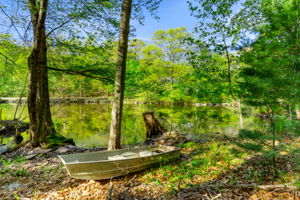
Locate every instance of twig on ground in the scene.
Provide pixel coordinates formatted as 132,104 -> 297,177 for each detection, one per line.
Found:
210,193 -> 222,200
106,181 -> 114,200
254,188 -> 283,200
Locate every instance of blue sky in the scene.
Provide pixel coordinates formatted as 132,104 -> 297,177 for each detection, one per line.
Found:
0,0 -> 197,42
132,0 -> 197,42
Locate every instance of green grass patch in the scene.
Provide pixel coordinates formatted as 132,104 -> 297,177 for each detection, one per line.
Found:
0,156 -> 28,177
141,141 -> 248,191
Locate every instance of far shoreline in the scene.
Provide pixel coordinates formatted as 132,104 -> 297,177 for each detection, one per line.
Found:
0,97 -> 237,107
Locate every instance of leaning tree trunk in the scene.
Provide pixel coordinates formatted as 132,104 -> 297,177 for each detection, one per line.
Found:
28,0 -> 55,147
143,112 -> 165,139
107,0 -> 133,150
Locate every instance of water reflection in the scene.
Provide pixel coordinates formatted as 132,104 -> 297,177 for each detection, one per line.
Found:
0,103 -> 266,148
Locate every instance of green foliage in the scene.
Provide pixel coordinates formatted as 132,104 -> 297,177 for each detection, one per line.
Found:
48,38 -> 115,96
132,28 -> 194,102
237,0 -> 299,169
240,0 -> 299,107
0,35 -> 28,97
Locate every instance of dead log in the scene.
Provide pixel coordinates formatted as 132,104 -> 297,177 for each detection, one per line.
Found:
0,120 -> 29,136
143,112 -> 165,139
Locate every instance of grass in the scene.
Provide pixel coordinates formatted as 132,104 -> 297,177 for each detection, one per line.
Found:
139,140 -> 249,193
139,138 -> 298,195
0,156 -> 28,177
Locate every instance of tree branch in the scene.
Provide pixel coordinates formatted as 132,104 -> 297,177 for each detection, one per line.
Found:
0,51 -> 20,67
47,66 -> 113,82
46,17 -> 74,38
0,5 -> 24,40
23,20 -> 32,42
0,52 -> 113,82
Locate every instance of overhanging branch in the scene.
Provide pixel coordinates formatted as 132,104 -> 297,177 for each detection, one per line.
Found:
0,51 -> 19,67
46,17 -> 74,38
0,51 -> 113,82
47,66 -> 113,82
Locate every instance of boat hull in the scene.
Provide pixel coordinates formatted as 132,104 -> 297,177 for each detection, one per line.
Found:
58,145 -> 180,180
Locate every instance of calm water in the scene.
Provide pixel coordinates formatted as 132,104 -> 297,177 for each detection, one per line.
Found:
0,103 -> 265,148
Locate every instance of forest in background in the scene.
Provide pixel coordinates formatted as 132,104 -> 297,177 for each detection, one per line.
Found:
0,0 -> 299,106
0,0 -> 299,146
0,27 -> 238,103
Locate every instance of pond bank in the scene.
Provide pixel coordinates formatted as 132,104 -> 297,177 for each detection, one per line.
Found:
0,136 -> 298,199
0,97 -> 236,107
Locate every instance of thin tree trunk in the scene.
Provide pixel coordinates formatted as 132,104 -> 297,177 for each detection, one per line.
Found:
288,104 -> 292,120
171,64 -> 174,86
108,0 -> 132,150
296,105 -> 300,120
267,107 -> 276,172
28,0 -> 55,147
222,34 -> 236,100
238,101 -> 244,129
13,74 -> 28,120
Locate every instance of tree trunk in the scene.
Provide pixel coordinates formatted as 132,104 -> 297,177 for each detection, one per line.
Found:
143,112 -> 165,139
296,105 -> 300,120
28,0 -> 55,147
108,0 -> 132,150
238,101 -> 244,129
0,108 -> 2,123
267,107 -> 276,172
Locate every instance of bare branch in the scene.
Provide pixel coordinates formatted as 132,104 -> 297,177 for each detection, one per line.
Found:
46,17 -> 74,38
0,5 -> 24,40
24,20 -> 32,42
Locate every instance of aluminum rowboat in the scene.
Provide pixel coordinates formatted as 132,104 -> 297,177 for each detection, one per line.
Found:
58,145 -> 180,180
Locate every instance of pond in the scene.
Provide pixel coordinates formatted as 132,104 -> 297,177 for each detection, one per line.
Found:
0,103 -> 266,148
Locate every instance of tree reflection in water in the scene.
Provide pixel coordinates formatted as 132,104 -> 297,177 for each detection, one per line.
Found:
0,103 -> 266,148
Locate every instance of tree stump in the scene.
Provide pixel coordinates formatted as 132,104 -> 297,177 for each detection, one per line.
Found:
15,128 -> 23,144
143,112 -> 165,139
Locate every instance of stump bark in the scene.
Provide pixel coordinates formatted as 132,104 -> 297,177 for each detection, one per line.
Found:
143,112 -> 165,139
15,128 -> 23,144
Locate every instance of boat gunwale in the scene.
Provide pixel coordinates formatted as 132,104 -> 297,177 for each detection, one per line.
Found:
58,145 -> 180,165
72,155 -> 179,176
